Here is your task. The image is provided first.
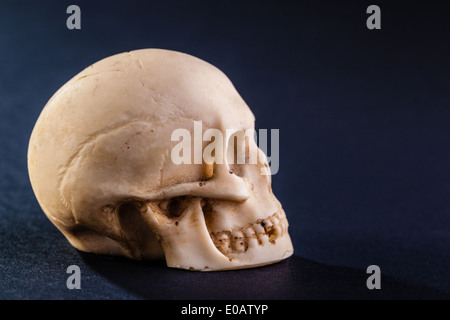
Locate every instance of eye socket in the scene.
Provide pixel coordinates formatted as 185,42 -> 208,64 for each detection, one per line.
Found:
157,196 -> 190,219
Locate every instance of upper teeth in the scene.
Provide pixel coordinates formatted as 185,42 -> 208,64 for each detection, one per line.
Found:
210,210 -> 288,256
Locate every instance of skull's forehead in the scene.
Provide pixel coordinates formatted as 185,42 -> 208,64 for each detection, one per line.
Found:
77,48 -> 254,129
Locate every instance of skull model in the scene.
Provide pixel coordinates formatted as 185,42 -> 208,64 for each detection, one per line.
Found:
27,49 -> 293,271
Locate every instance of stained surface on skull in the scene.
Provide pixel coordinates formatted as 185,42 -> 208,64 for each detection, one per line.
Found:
27,49 -> 294,271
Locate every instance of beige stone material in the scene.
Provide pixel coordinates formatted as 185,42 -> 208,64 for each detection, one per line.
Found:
28,49 -> 293,271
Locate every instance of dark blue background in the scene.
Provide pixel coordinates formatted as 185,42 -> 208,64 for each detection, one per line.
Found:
1,0 -> 450,299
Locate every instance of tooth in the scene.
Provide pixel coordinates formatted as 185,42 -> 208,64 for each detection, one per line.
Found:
268,225 -> 282,244
213,232 -> 231,254
257,233 -> 270,245
234,242 -> 246,252
276,210 -> 286,220
253,222 -> 265,234
244,226 -> 256,238
262,219 -> 273,232
233,240 -> 246,252
281,219 -> 288,233
271,216 -> 280,227
216,232 -> 228,240
273,225 -> 282,237
247,237 -> 259,249
232,230 -> 244,238
231,230 -> 246,253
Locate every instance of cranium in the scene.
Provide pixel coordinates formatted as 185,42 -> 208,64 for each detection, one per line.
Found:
27,49 -> 293,271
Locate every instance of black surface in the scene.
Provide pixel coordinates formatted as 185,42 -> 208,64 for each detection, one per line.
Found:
1,0 -> 450,299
